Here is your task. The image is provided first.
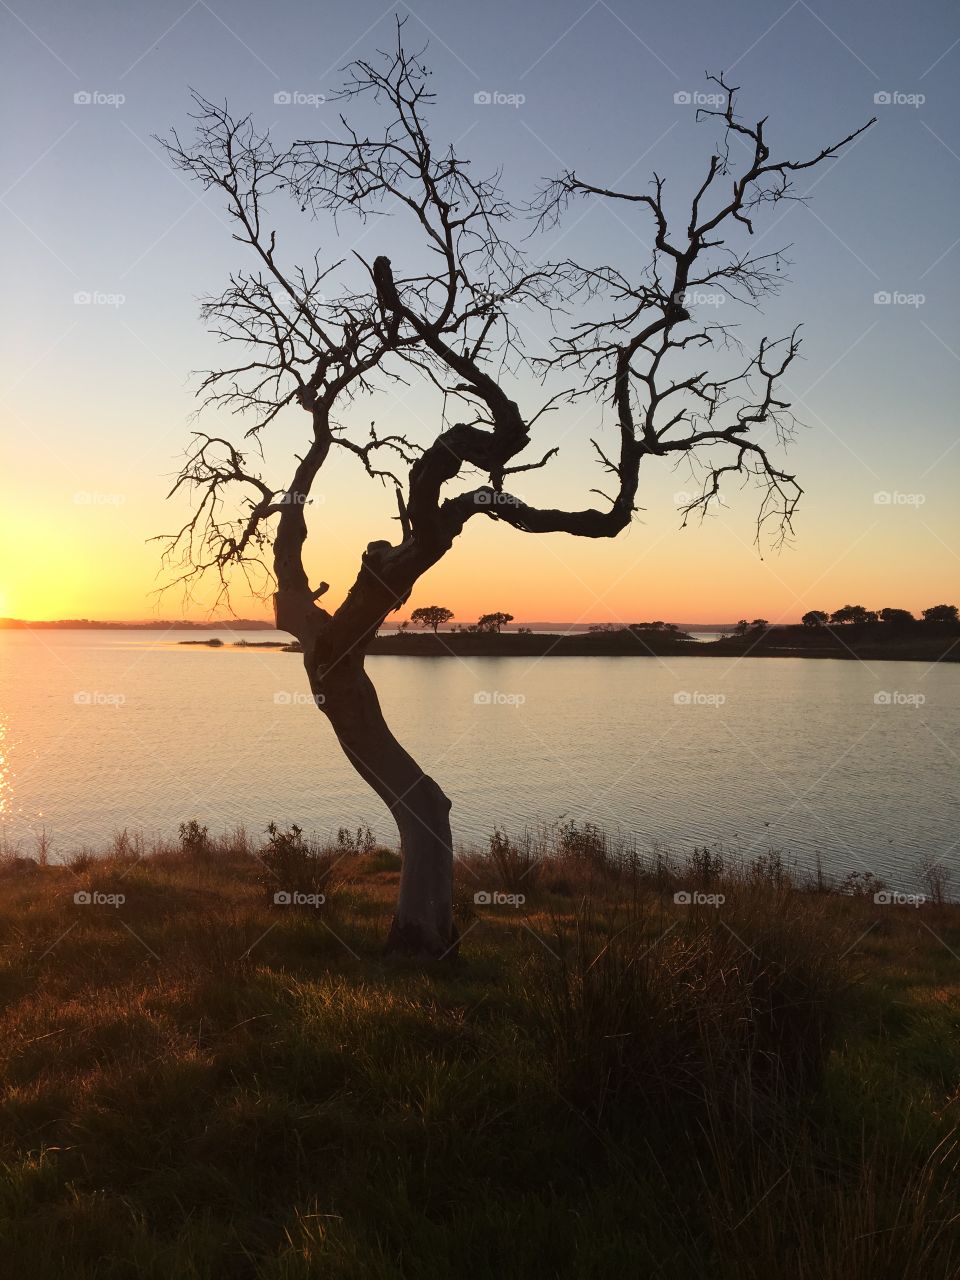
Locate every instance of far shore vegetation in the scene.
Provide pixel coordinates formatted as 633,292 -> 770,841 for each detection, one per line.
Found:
0,820 -> 958,1276
173,601 -> 960,662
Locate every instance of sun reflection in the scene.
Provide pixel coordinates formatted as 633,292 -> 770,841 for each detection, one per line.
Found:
0,717 -> 10,817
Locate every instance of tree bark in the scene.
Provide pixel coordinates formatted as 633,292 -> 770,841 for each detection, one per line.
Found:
310,651 -> 457,959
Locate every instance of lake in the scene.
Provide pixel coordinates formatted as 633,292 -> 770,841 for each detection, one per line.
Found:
1,630 -> 957,889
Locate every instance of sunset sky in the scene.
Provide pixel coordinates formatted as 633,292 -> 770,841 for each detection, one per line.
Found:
2,0 -> 958,626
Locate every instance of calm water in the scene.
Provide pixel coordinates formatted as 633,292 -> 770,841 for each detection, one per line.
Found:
1,630 -> 957,888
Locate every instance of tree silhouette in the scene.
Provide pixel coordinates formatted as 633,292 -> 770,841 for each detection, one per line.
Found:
922,604 -> 959,624
158,27 -> 871,956
802,610 -> 828,627
477,612 -> 514,633
410,605 -> 454,634
830,604 -> 873,625
878,607 -> 914,625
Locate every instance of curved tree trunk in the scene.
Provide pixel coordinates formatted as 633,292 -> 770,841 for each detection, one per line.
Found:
310,652 -> 457,959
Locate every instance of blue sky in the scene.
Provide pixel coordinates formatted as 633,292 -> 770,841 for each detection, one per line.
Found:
2,0 -> 958,623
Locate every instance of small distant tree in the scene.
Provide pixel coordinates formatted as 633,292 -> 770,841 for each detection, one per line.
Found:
410,605 -> 454,634
477,612 -> 514,633
802,610 -> 828,627
734,619 -> 750,636
751,617 -> 769,630
878,607 -> 914,625
922,604 -> 959,624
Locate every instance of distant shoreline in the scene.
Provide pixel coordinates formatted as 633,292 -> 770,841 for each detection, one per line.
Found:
1,618 -> 734,633
177,627 -> 960,663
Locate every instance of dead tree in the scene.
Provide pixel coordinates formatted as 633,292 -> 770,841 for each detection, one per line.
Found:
159,29 -> 872,957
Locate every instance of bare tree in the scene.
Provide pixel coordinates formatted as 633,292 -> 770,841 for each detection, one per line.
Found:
159,27 -> 871,957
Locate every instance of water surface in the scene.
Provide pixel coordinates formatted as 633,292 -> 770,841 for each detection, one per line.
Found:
1,630 -> 956,888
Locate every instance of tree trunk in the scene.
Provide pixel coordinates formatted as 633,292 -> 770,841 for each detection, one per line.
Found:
311,653 -> 457,959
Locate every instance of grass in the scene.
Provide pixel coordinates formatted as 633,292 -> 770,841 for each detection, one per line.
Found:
0,822 -> 958,1277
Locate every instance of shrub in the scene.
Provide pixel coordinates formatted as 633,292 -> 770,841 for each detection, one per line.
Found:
257,822 -> 339,901
488,827 -> 542,894
335,824 -> 376,855
178,819 -> 210,857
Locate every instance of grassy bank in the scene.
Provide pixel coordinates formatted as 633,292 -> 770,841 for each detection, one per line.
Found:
1,824 -> 959,1278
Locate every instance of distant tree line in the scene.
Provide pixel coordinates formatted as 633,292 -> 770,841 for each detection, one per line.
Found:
588,620 -> 684,635
398,605 -> 958,639
800,604 -> 957,627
